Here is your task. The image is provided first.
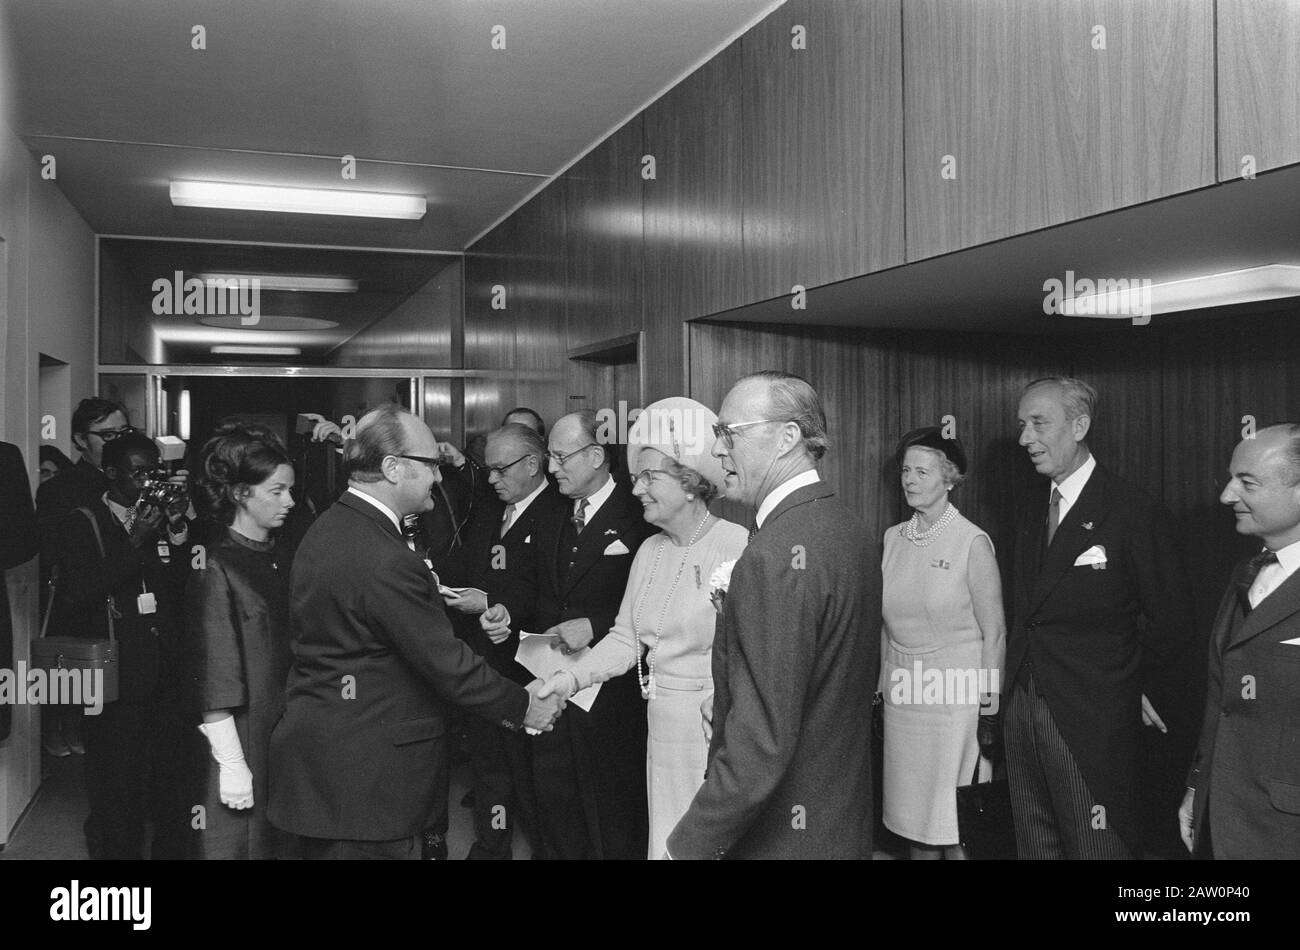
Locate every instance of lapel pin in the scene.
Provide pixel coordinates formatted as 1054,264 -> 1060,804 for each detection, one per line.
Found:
1081,522 -> 1093,530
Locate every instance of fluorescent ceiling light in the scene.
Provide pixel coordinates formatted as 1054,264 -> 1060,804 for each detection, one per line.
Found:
171,180 -> 426,219
195,272 -> 358,293
197,315 -> 339,331
1057,264 -> 1300,319
210,345 -> 303,356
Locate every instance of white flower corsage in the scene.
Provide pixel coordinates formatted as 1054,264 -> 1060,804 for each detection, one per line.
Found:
709,559 -> 737,615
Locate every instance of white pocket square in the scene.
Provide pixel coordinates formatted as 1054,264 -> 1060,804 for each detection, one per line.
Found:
603,539 -> 630,556
1073,544 -> 1107,568
523,534 -> 531,544
1281,637 -> 1300,646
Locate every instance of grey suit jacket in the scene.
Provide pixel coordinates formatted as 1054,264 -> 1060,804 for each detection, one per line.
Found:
666,479 -> 881,859
1188,558 -> 1300,859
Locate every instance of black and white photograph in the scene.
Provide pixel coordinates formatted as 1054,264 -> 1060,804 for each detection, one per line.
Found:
0,0 -> 1294,932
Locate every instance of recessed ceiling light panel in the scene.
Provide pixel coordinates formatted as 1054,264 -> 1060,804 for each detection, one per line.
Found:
171,180 -> 426,220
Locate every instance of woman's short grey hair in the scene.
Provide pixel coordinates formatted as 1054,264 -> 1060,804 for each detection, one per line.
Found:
739,370 -> 829,460
344,403 -> 411,483
1024,376 -> 1098,423
665,458 -> 718,506
905,445 -> 965,490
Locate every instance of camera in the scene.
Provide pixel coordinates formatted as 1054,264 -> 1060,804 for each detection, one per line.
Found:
138,470 -> 187,509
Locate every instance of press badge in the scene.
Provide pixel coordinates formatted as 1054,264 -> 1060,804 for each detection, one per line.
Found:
156,540 -> 171,564
137,591 -> 157,615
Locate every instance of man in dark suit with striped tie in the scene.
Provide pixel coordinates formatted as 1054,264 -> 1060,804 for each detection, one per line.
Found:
1182,423 -> 1300,859
1005,377 -> 1193,859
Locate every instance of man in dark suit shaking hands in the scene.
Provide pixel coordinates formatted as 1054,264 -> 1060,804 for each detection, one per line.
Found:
665,371 -> 880,859
1181,423 -> 1300,859
1006,377 -> 1192,859
268,404 -> 563,859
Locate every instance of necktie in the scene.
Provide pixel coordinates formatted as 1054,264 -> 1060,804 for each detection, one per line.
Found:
572,498 -> 589,535
1237,550 -> 1279,615
500,504 -> 516,538
748,524 -> 758,542
1045,487 -> 1062,547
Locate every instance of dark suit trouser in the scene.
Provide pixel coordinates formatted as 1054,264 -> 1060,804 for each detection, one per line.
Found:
464,710 -> 540,858
291,835 -> 421,860
1005,672 -> 1132,860
83,688 -> 188,860
532,676 -> 648,860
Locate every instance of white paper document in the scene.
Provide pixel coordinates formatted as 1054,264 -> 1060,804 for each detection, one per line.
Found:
515,634 -> 601,712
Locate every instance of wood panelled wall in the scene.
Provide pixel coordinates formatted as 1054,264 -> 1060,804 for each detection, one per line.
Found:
463,0 -> 1300,439
904,0 -> 1215,260
1217,0 -> 1300,178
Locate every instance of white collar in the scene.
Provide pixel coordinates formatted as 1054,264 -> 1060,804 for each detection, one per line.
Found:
574,473 -> 615,520
1268,537 -> 1300,577
1051,452 -> 1096,506
756,469 -> 821,528
510,478 -> 549,518
347,486 -> 402,533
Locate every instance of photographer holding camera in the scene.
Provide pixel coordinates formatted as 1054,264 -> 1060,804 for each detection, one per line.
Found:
48,431 -> 193,859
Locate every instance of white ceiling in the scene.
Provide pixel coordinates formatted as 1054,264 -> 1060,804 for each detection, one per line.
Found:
4,0 -> 783,250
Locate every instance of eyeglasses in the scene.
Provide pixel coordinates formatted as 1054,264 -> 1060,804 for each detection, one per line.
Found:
711,419 -> 785,449
87,425 -> 136,442
486,454 -> 530,477
397,454 -> 441,471
547,443 -> 597,466
633,469 -> 674,487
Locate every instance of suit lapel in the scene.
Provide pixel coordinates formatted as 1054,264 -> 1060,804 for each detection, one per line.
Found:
1230,563 -> 1300,649
1028,467 -> 1114,614
759,480 -> 836,532
561,486 -> 630,595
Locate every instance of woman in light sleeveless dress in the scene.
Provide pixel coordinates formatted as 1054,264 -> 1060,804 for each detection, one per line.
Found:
878,427 -> 1006,860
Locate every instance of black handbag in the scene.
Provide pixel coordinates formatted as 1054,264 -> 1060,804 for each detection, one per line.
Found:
956,756 -> 1016,859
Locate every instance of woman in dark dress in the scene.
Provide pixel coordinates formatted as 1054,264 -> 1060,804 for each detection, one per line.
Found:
186,423 -> 296,859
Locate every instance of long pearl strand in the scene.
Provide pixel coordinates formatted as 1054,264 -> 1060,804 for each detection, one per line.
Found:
634,511 -> 711,700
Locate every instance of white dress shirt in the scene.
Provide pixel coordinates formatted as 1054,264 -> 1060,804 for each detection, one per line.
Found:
575,473 -> 615,523
347,487 -> 402,533
756,469 -> 821,528
1051,453 -> 1097,524
1250,537 -> 1300,608
502,478 -> 548,535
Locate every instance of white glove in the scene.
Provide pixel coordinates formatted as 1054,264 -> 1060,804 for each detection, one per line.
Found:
198,716 -> 254,810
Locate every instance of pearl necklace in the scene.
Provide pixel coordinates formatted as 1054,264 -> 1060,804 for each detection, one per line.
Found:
633,512 -> 711,700
903,502 -> 958,547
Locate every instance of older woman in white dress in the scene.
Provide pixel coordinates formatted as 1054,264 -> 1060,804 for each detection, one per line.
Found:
539,397 -> 748,858
877,427 -> 1006,860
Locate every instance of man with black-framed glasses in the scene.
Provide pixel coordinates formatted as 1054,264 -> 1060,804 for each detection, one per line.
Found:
36,397 -> 132,519
444,422 -> 569,859
269,404 -> 563,860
